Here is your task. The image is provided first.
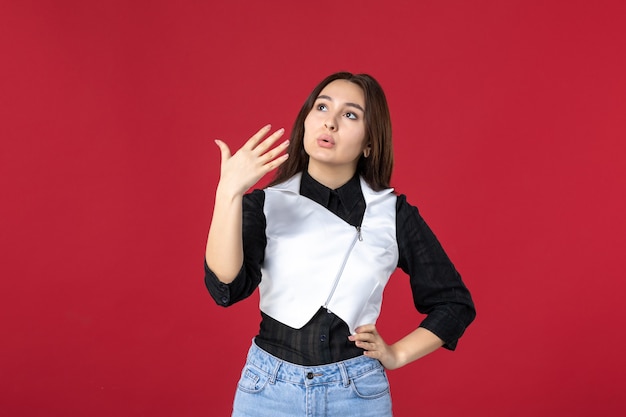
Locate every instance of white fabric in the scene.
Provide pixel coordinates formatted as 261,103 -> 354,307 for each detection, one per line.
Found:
259,173 -> 399,334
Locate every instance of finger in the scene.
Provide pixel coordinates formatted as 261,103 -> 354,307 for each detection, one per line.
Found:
263,152 -> 289,172
363,349 -> 382,359
349,333 -> 376,344
260,139 -> 290,164
354,324 -> 377,335
254,128 -> 286,155
242,124 -> 272,150
356,340 -> 379,353
214,139 -> 232,161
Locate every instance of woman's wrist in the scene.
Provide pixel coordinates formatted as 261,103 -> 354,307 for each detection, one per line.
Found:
215,181 -> 245,203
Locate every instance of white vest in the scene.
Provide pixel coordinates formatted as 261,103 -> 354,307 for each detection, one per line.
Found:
259,173 -> 399,334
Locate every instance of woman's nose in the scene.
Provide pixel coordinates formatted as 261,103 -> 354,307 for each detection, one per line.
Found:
324,118 -> 337,131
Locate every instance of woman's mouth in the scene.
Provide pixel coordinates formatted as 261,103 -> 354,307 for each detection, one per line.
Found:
317,134 -> 335,148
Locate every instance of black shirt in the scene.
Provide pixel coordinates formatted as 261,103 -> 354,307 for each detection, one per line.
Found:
205,171 -> 475,365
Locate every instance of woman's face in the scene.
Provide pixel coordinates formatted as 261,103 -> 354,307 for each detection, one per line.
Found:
303,80 -> 369,179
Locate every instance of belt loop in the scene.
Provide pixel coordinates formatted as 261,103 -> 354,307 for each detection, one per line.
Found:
269,357 -> 281,385
338,361 -> 350,387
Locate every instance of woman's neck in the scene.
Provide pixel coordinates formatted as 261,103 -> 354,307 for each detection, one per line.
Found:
306,164 -> 357,190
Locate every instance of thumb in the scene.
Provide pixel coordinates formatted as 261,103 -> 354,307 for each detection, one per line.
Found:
214,139 -> 232,161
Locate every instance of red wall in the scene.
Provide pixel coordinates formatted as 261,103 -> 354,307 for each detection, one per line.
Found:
2,1 -> 625,416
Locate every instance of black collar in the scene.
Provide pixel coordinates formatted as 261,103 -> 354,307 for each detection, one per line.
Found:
300,170 -> 362,213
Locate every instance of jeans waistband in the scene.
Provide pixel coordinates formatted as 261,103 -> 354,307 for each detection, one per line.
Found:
245,340 -> 384,386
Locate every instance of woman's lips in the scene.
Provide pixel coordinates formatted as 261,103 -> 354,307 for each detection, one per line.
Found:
317,134 -> 335,148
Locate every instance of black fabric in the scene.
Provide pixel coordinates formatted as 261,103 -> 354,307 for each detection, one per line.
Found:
204,171 -> 475,365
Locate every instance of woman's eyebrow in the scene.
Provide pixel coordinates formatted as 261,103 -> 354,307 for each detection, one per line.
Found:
316,95 -> 365,112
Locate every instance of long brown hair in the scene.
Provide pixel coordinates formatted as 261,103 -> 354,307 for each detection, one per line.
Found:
269,72 -> 394,191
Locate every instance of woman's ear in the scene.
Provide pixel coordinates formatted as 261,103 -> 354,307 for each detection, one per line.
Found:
363,145 -> 371,158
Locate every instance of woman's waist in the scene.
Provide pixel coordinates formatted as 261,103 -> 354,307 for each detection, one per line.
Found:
246,338 -> 382,386
255,308 -> 364,366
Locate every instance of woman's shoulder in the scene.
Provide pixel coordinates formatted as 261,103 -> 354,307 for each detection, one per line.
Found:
394,192 -> 419,210
394,193 -> 426,227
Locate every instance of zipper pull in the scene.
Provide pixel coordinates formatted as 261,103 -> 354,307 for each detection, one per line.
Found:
356,226 -> 363,241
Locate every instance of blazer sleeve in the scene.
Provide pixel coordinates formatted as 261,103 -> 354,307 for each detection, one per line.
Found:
396,194 -> 476,350
204,189 -> 267,307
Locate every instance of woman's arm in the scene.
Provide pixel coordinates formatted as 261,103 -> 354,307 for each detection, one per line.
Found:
205,125 -> 289,283
349,195 -> 475,370
349,325 -> 443,370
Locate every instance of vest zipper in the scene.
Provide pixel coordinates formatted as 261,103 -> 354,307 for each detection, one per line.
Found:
323,226 -> 362,312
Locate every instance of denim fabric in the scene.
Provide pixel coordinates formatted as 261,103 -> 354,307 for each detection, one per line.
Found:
232,341 -> 393,417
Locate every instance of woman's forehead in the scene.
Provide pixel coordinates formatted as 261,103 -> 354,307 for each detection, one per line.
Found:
318,80 -> 365,107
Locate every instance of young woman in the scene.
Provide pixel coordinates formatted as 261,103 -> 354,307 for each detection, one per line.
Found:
204,72 -> 475,416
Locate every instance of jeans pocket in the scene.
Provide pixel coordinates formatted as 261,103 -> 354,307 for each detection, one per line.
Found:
350,368 -> 390,399
237,365 -> 270,394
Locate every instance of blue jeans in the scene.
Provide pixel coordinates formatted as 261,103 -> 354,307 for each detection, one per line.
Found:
232,341 -> 393,417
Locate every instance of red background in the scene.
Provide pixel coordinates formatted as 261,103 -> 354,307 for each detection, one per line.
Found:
2,1 -> 625,416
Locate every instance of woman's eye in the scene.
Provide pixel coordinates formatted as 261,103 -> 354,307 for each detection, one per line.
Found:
317,104 -> 327,111
345,112 -> 357,120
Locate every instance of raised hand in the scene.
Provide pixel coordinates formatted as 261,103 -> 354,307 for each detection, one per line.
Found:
206,124 -> 290,283
214,124 -> 289,197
